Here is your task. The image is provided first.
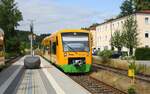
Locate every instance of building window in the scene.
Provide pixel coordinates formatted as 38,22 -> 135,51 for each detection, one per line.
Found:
145,17 -> 149,24
118,22 -> 119,26
145,33 -> 149,38
105,36 -> 107,40
145,45 -> 149,48
121,21 -> 123,24
104,46 -> 108,50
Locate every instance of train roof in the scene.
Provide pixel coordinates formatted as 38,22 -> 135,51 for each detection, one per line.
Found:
56,29 -> 89,34
50,29 -> 89,37
47,29 -> 90,42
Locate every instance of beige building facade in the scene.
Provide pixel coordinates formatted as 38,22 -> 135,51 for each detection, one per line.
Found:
91,11 -> 150,52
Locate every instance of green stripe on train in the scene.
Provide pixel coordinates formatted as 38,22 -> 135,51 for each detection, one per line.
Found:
60,64 -> 91,73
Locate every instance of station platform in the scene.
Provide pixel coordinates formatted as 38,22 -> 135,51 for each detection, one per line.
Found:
0,56 -> 91,94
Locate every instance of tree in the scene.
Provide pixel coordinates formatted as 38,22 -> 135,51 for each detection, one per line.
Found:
111,30 -> 124,53
119,0 -> 150,17
133,0 -> 150,11
0,0 -> 23,53
122,16 -> 138,56
119,0 -> 134,17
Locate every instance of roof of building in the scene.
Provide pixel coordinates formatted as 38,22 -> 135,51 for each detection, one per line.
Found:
89,10 -> 150,30
137,10 -> 150,14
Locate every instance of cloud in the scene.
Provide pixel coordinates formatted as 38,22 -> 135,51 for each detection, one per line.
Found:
15,0 -> 119,34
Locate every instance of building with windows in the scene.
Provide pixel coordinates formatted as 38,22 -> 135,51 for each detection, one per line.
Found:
90,10 -> 150,53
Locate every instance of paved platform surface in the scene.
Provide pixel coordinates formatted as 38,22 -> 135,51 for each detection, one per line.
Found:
15,69 -> 56,94
0,55 -> 91,94
0,57 -> 24,94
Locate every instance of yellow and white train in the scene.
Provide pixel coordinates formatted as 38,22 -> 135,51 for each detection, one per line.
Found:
42,29 -> 92,73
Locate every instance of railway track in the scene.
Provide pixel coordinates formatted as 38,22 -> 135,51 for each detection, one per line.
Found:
5,56 -> 22,64
69,74 -> 126,94
0,56 -> 22,72
93,63 -> 150,83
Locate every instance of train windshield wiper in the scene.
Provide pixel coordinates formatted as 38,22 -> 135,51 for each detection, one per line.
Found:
62,41 -> 74,51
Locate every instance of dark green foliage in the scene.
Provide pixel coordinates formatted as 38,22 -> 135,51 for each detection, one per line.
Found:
98,50 -> 113,58
135,48 -> 150,60
133,0 -> 150,11
0,0 -> 23,35
98,50 -> 112,63
128,87 -> 136,94
119,0 -> 134,17
5,36 -> 20,53
16,30 -> 31,42
0,0 -> 23,55
16,30 -> 31,54
5,52 -> 18,59
119,0 -> 150,17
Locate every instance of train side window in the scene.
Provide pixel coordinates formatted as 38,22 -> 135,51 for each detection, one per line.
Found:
56,37 -> 58,45
52,42 -> 56,54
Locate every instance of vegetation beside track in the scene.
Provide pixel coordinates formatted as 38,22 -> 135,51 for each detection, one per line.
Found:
93,57 -> 150,94
91,69 -> 150,94
93,56 -> 150,75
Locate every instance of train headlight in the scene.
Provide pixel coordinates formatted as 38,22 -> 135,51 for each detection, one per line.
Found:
64,53 -> 67,57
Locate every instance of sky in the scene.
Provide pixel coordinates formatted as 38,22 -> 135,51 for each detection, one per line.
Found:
15,0 -> 124,35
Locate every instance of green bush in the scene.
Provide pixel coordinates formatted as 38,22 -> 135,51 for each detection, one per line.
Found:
5,52 -> 18,59
97,50 -> 112,64
98,50 -> 112,58
135,48 -> 150,60
128,87 -> 136,94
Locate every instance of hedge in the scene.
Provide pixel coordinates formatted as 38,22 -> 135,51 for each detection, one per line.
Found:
135,48 -> 150,60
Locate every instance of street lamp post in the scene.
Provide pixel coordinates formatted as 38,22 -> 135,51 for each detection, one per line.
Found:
28,34 -> 33,56
28,20 -> 36,56
28,34 -> 36,56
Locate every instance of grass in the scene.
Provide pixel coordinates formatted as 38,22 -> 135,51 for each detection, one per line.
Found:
91,70 -> 150,94
93,57 -> 150,75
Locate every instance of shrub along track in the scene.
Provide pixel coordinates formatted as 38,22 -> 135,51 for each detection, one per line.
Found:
69,74 -> 126,94
92,63 -> 150,83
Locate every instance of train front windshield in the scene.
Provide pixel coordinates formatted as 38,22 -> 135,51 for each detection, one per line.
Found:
62,32 -> 89,52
